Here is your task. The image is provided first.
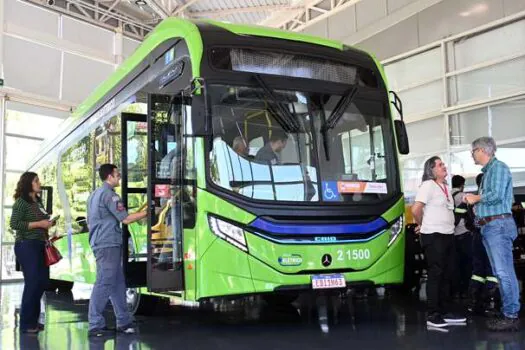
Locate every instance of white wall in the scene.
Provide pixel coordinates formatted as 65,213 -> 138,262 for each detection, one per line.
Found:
302,0 -> 525,60
1,0 -> 141,104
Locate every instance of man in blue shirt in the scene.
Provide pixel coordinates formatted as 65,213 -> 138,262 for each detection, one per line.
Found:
464,137 -> 520,331
87,164 -> 147,337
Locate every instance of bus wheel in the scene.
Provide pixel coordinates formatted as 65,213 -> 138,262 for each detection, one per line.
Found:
126,289 -> 163,315
126,288 -> 141,315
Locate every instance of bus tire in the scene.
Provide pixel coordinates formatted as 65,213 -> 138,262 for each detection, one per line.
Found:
126,288 -> 142,315
46,279 -> 74,292
126,289 -> 165,316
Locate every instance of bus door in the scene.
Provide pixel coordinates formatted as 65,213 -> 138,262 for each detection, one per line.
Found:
121,112 -> 148,287
146,94 -> 187,292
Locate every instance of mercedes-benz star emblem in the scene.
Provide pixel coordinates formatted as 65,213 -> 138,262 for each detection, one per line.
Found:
321,254 -> 332,267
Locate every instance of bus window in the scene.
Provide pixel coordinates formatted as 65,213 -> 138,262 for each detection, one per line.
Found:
61,134 -> 94,233
94,115 -> 122,190
208,85 -> 398,203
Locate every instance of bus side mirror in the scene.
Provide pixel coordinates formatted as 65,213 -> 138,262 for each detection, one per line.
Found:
389,91 -> 409,155
41,186 -> 53,215
394,120 -> 410,155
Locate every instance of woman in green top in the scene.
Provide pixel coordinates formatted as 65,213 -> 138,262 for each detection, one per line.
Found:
10,172 -> 55,334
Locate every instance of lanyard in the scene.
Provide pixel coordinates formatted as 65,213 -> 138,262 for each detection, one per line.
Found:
434,181 -> 450,202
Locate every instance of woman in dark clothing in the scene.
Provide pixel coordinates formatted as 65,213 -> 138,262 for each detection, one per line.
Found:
10,172 -> 55,334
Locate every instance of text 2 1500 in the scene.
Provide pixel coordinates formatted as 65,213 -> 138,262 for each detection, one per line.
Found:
336,249 -> 371,261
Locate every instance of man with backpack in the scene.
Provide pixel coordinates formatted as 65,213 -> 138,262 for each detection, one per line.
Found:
451,175 -> 473,299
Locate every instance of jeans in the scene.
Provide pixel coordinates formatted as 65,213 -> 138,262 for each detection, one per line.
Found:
481,217 -> 521,318
421,233 -> 455,315
88,246 -> 133,330
14,240 -> 49,331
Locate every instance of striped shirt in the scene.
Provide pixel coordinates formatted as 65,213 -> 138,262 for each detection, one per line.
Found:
10,197 -> 50,241
475,157 -> 513,218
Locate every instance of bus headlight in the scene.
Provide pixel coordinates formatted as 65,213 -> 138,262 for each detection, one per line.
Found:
208,216 -> 248,252
388,216 -> 404,246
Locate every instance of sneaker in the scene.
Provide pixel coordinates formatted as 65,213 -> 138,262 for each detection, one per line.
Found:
486,316 -> 520,332
443,313 -> 467,323
427,325 -> 449,333
117,324 -> 136,334
427,313 -> 447,328
88,328 -> 115,337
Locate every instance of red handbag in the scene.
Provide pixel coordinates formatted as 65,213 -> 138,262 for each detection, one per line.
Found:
44,237 -> 62,267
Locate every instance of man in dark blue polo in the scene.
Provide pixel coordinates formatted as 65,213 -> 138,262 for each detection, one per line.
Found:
255,131 -> 288,165
464,137 -> 520,331
87,164 -> 147,337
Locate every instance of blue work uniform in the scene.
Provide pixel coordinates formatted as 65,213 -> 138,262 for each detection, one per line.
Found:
87,182 -> 133,331
87,182 -> 128,251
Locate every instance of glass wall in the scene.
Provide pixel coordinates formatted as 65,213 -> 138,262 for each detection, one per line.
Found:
384,16 -> 525,198
0,101 -> 67,281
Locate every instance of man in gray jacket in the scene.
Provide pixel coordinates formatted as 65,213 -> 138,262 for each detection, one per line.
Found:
87,163 -> 147,337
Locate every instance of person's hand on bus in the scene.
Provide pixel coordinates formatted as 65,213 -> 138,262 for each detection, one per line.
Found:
122,210 -> 148,225
135,201 -> 148,213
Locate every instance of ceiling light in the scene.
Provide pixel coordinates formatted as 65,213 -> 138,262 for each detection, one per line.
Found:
135,0 -> 147,6
459,3 -> 488,17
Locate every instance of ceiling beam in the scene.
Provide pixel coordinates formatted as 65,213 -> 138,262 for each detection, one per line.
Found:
170,0 -> 201,17
261,0 -> 362,32
99,0 -> 121,23
23,0 -> 152,39
146,0 -> 170,18
189,4 -> 303,18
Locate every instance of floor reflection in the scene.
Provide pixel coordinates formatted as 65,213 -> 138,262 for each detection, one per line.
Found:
0,283 -> 524,350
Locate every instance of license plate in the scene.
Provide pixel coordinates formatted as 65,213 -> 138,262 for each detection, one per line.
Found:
311,274 -> 346,290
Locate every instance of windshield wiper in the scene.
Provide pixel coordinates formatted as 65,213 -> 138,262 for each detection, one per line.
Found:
320,85 -> 359,161
253,74 -> 300,133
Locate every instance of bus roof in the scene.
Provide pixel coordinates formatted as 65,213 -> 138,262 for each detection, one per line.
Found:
72,18 -> 346,122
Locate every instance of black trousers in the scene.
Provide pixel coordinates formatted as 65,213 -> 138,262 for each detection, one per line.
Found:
452,233 -> 473,296
469,230 -> 498,306
471,230 -> 494,279
421,233 -> 455,315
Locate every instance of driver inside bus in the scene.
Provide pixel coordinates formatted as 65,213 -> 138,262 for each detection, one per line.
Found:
255,131 -> 288,165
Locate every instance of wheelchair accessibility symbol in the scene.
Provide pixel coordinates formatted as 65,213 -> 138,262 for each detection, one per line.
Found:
322,181 -> 340,201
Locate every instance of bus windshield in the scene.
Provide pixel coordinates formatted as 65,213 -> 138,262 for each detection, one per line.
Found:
208,84 -> 399,203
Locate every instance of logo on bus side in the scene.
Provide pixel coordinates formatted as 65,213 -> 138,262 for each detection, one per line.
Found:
278,254 -> 303,266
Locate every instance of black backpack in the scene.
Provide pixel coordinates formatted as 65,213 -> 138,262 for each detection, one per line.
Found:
452,191 -> 476,231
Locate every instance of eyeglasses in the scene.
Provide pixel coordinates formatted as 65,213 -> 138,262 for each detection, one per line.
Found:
471,148 -> 480,156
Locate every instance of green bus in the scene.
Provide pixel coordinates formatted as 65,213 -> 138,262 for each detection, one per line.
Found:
29,18 -> 409,312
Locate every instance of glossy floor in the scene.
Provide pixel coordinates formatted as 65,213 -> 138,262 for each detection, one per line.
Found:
0,283 -> 523,350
